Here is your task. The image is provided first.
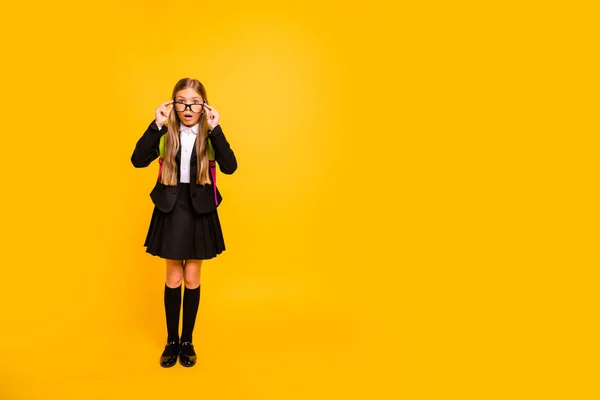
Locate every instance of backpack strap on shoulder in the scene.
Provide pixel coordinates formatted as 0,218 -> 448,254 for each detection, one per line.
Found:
157,134 -> 166,182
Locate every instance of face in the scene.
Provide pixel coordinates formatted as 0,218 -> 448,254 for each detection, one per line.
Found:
173,87 -> 205,127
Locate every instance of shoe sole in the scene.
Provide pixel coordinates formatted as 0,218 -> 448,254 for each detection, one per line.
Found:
179,359 -> 196,367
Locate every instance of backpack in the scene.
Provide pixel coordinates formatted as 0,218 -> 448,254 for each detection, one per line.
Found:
157,134 -> 219,205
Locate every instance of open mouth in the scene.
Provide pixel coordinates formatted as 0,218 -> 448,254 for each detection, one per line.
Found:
183,113 -> 194,121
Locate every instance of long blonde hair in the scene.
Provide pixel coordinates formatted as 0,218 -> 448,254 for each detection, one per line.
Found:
160,78 -> 211,186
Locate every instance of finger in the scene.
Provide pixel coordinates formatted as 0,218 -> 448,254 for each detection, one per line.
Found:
203,104 -> 215,111
162,100 -> 173,106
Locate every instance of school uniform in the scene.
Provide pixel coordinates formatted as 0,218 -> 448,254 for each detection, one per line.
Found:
131,120 -> 237,260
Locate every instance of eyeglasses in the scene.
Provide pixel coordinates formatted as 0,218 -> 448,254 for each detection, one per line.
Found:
173,101 -> 205,114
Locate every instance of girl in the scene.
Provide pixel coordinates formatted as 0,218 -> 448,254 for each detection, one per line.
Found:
131,78 -> 237,368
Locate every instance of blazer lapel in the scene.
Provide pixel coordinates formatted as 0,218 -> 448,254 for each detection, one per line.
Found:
190,138 -> 198,164
175,140 -> 182,163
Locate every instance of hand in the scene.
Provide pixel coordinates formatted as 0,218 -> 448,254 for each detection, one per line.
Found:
203,104 -> 220,130
155,100 -> 173,127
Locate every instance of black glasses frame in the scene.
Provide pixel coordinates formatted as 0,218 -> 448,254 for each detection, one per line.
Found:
173,100 -> 206,114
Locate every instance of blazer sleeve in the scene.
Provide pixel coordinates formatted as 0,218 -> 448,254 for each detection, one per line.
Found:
131,120 -> 167,168
208,125 -> 238,174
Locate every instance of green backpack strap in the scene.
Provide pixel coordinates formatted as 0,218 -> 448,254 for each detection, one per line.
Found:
159,134 -> 166,159
208,139 -> 215,161
159,134 -> 214,160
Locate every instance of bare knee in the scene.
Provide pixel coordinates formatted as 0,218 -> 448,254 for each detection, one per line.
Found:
166,274 -> 183,288
183,260 -> 202,289
165,259 -> 184,287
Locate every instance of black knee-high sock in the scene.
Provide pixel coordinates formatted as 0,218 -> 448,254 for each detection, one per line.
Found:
181,286 -> 201,343
164,284 -> 182,343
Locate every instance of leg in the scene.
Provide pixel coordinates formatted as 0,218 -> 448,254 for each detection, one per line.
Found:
180,259 -> 203,367
164,259 -> 184,341
160,259 -> 184,368
183,259 -> 202,289
166,259 -> 184,288
182,260 -> 202,341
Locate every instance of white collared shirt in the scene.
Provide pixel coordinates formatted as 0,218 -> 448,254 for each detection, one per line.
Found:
179,123 -> 198,183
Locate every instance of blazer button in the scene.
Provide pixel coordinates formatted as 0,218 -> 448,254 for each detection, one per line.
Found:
191,192 -> 197,198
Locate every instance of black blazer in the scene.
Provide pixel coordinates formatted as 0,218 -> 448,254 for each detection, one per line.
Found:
131,120 -> 237,214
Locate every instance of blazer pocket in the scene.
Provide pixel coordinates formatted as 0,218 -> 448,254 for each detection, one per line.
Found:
150,182 -> 166,195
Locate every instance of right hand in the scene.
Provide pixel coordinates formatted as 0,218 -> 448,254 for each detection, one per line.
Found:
155,100 -> 173,127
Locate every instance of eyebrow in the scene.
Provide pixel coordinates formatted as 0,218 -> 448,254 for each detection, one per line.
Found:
175,96 -> 202,101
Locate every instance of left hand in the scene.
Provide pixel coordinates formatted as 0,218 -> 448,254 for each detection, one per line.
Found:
203,104 -> 220,130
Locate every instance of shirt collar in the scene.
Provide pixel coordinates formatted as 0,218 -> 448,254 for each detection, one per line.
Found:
180,123 -> 199,135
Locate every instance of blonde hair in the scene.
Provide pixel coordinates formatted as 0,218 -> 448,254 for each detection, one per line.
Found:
160,78 -> 211,186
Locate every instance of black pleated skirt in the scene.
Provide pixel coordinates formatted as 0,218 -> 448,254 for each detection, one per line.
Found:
144,183 -> 226,260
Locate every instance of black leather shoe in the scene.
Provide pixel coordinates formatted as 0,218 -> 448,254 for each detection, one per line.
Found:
179,341 -> 197,367
160,341 -> 180,368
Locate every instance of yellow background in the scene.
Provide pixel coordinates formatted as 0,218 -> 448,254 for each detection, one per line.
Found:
0,1 -> 598,399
